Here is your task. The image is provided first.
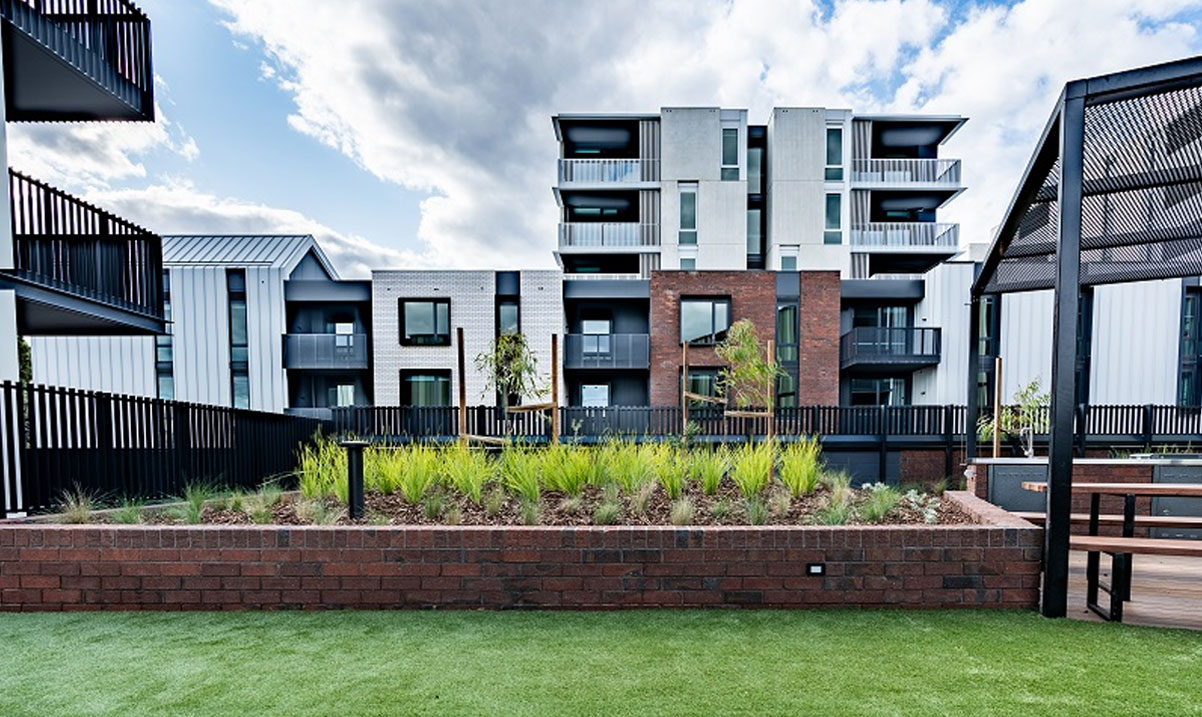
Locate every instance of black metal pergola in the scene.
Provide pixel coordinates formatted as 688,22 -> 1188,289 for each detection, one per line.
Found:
967,55 -> 1202,618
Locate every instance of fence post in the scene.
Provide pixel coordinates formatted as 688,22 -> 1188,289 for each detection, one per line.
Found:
341,440 -> 368,520
944,404 -> 954,480
878,404 -> 888,484
1143,404 -> 1154,453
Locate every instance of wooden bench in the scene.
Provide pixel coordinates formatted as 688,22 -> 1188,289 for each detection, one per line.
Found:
1021,481 -> 1202,621
1014,512 -> 1202,530
1069,535 -> 1202,621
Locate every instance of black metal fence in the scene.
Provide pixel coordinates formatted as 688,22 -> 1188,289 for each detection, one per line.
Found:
0,382 -> 329,516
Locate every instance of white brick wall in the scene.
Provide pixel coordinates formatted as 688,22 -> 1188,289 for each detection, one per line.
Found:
372,270 -> 564,406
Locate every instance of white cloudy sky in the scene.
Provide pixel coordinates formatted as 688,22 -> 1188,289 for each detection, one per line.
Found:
7,0 -> 1202,277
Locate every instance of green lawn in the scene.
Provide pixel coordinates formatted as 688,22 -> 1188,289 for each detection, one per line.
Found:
0,610 -> 1199,716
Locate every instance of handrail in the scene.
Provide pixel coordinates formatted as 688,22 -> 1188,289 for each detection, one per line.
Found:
558,222 -> 660,247
1,0 -> 154,109
563,333 -> 650,369
558,158 -> 660,183
849,222 -> 959,248
840,327 -> 942,366
850,158 -> 961,185
6,169 -> 163,317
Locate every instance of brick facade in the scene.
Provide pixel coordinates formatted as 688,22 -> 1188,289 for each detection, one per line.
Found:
648,270 -> 840,407
798,271 -> 841,405
0,493 -> 1040,611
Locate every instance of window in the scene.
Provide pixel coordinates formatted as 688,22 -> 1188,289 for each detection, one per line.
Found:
780,255 -> 797,271
680,297 -> 731,345
680,257 -> 696,271
850,378 -> 907,406
400,299 -> 451,346
332,321 -> 355,350
400,371 -> 451,407
327,383 -> 355,408
581,319 -> 611,356
825,127 -> 843,181
777,373 -> 797,408
721,128 -> 739,181
747,145 -> 763,194
581,384 -> 610,408
679,183 -> 697,245
685,368 -> 722,408
226,269 -> 250,409
776,305 -> 798,363
498,299 -> 519,336
746,209 -> 762,255
824,193 -> 842,244
1181,290 -> 1202,405
155,269 -> 174,400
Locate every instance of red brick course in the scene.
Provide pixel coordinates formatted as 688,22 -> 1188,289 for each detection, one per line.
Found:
0,493 -> 1040,611
798,271 -> 840,405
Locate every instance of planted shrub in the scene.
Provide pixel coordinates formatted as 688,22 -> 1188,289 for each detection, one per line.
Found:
482,486 -> 506,518
544,444 -> 593,496
690,447 -> 728,495
630,481 -> 655,516
502,444 -> 541,502
859,483 -> 901,523
593,500 -> 621,525
670,497 -> 695,526
603,439 -> 650,493
112,498 -> 143,525
779,438 -> 822,498
744,497 -> 769,525
298,438 -> 345,501
399,445 -> 439,504
519,497 -> 541,526
767,491 -> 791,518
731,440 -> 775,499
711,498 -> 732,522
441,446 -> 493,504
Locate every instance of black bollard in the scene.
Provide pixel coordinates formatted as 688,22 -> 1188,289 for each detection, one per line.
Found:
341,440 -> 369,520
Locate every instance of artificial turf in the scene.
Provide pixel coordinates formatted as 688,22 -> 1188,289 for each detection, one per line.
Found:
0,609 -> 1198,716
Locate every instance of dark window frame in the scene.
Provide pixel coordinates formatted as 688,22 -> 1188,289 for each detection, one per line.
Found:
399,298 -> 452,346
399,369 -> 453,407
226,269 -> 249,409
679,296 -> 732,346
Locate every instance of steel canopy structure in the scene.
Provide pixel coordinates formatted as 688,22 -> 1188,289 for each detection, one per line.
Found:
967,55 -> 1202,618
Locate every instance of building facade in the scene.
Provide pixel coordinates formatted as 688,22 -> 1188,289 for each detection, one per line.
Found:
31,235 -> 372,418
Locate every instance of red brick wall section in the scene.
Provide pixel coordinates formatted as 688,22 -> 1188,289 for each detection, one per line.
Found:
648,271 -> 778,406
0,493 -> 1041,612
798,271 -> 840,405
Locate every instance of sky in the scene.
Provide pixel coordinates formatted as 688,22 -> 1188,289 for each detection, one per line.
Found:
7,0 -> 1202,278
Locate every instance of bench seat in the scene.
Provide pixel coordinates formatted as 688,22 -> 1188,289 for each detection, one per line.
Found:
1070,534 -> 1202,558
1015,512 -> 1202,530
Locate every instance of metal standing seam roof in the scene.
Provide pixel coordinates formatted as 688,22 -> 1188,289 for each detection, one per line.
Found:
161,235 -> 338,278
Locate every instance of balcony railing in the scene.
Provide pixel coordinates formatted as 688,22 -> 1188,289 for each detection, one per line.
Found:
283,333 -> 369,370
558,222 -> 660,248
1,0 -> 154,119
850,158 -> 961,186
848,222 -> 959,249
5,169 -> 162,318
564,333 -> 650,370
840,327 -> 942,369
558,158 -> 659,184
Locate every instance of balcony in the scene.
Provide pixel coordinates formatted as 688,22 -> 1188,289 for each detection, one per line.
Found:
849,222 -> 959,250
558,159 -> 659,186
840,327 -> 941,373
286,407 -> 334,421
0,169 -> 163,334
0,0 -> 154,121
558,222 -> 659,250
850,159 -> 961,188
564,333 -> 650,370
283,333 -> 370,370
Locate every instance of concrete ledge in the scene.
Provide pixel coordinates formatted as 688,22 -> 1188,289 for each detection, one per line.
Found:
0,492 -> 1042,612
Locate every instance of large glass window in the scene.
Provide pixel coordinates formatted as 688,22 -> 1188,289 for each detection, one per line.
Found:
685,368 -> 722,408
1181,290 -> 1202,405
746,209 -> 762,255
747,145 -> 763,193
850,378 -> 907,406
721,128 -> 739,181
680,298 -> 731,345
581,384 -> 610,408
327,383 -> 356,408
679,183 -> 698,245
776,305 -> 798,363
400,371 -> 451,407
498,299 -> 519,336
226,269 -> 249,409
824,193 -> 842,244
825,127 -> 843,181
400,299 -> 451,346
581,319 -> 611,356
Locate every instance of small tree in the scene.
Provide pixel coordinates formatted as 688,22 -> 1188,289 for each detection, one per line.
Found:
475,333 -> 546,434
17,337 -> 32,384
715,319 -> 782,410
977,379 -> 1050,457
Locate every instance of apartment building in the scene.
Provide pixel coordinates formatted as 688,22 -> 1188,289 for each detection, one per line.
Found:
31,235 -> 373,419
0,1 -> 162,383
372,270 -> 563,407
553,106 -> 965,409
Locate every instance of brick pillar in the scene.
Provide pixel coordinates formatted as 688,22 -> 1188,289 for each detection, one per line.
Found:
798,270 -> 840,405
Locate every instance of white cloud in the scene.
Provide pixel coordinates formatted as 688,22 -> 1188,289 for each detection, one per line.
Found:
206,0 -> 1202,263
83,181 -> 420,279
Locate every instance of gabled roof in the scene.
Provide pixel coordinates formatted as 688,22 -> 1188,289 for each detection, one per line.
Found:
161,235 -> 338,279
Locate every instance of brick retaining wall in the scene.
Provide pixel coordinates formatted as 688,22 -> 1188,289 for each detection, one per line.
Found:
0,492 -> 1041,612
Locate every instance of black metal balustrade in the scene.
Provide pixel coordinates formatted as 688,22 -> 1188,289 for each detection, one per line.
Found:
0,0 -> 154,119
563,333 -> 650,370
282,333 -> 369,370
0,382 -> 329,516
840,327 -> 942,369
4,169 -> 163,319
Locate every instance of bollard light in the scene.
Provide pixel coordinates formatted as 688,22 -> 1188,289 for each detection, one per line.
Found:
340,440 -> 370,520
